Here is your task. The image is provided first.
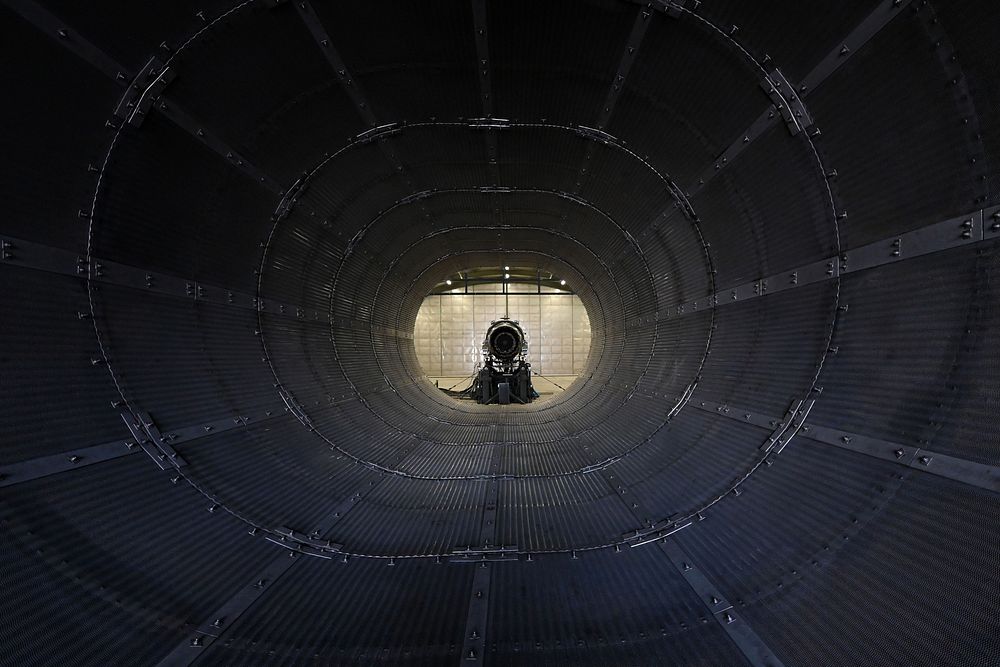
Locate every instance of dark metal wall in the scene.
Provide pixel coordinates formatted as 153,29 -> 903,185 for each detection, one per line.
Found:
1,0 -> 998,665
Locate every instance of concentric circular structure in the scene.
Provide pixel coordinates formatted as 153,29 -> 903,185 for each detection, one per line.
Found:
1,0 -> 999,665
485,319 -> 525,362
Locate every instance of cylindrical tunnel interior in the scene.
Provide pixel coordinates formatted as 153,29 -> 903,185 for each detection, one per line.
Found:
1,0 -> 999,665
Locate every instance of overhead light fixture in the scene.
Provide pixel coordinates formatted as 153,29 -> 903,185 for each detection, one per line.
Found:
560,279 -> 566,286
445,279 -> 452,285
504,273 -> 510,279
504,265 -> 510,271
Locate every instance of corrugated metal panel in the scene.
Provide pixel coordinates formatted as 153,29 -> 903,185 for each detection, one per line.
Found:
488,0 -> 636,126
0,455 -> 275,665
487,547 -> 748,666
0,266 -> 124,463
3,0 -> 999,664
806,9 -> 980,248
810,242 -> 998,465
706,471 -> 1000,666
695,0 -> 881,84
200,556 -> 473,665
608,11 -> 769,185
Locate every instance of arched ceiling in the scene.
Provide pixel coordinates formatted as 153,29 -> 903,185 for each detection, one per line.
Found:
1,0 -> 999,665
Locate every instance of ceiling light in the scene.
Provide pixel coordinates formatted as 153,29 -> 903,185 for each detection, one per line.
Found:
504,265 -> 510,271
445,279 -> 452,285
560,279 -> 566,286
504,273 -> 510,279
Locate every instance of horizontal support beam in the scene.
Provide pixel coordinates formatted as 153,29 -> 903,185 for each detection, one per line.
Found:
804,424 -> 1000,493
0,235 -> 412,339
0,408 -> 288,488
692,399 -> 1000,494
666,205 -> 1000,320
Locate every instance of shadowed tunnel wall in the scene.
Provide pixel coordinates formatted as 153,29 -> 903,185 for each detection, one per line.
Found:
1,0 -> 999,665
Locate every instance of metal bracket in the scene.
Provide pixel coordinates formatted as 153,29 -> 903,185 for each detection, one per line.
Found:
276,388 -> 312,429
761,69 -> 812,136
113,56 -> 163,121
763,399 -> 815,455
660,0 -> 701,19
623,519 -> 692,549
575,125 -> 618,145
120,408 -> 187,470
693,398 -> 814,457
127,65 -> 176,127
450,545 -> 518,563
0,438 -> 134,488
265,526 -> 344,559
467,116 -> 510,130
353,122 -> 403,144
